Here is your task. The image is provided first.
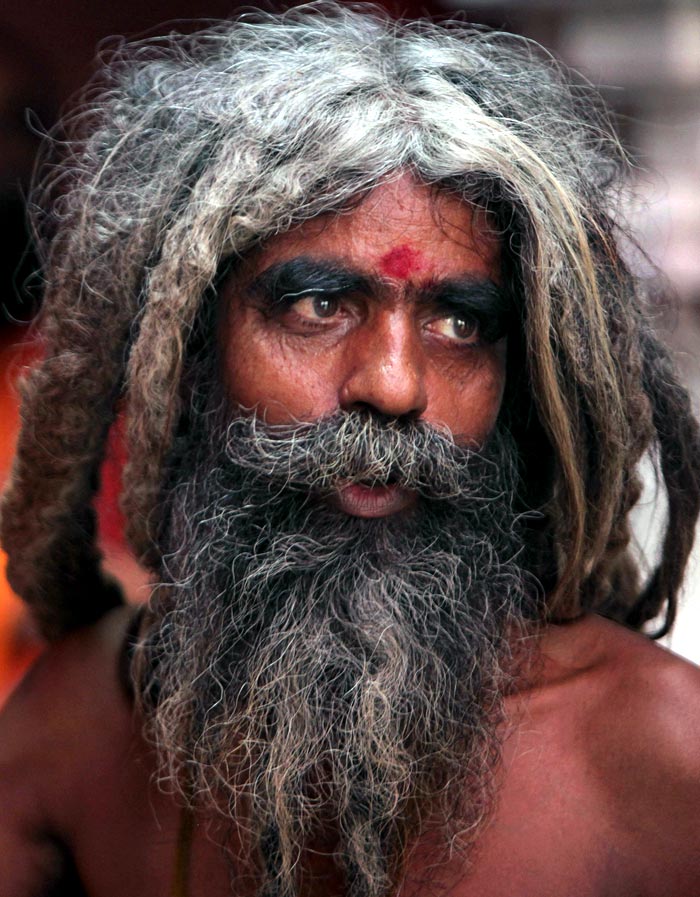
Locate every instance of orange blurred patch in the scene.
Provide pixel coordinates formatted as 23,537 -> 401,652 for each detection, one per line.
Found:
0,329 -> 43,704
0,329 -> 150,706
0,549 -> 40,704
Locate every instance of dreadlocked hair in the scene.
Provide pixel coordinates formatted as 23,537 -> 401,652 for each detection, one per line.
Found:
1,1 -> 698,640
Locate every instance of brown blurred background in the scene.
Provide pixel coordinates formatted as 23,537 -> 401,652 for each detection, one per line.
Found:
0,0 -> 698,701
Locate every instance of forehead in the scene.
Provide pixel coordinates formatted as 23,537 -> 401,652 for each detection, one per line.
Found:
239,173 -> 501,284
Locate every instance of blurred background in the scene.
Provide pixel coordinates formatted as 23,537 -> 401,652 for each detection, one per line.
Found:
0,0 -> 698,700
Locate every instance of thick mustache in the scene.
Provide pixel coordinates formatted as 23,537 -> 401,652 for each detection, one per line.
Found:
222,411 -> 506,500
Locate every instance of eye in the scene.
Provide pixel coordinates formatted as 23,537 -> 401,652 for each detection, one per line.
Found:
427,313 -> 480,344
290,294 -> 341,321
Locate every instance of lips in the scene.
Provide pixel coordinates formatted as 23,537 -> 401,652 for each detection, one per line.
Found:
332,482 -> 417,518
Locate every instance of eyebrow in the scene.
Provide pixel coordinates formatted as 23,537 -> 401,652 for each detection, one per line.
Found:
246,256 -> 514,334
247,257 -> 373,305
424,277 -> 512,315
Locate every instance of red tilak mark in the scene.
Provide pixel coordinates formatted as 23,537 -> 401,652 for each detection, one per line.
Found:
379,245 -> 425,280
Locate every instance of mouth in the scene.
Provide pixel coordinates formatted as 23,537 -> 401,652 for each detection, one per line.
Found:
331,481 -> 417,518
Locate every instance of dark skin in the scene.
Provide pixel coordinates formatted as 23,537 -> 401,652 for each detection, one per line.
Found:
1,177 -> 699,895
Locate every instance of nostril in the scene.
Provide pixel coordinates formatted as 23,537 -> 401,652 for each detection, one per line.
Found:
348,406 -> 419,429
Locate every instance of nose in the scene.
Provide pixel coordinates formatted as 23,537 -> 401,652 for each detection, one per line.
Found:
338,309 -> 428,420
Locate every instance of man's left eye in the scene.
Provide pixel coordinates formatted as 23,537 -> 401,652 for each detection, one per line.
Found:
428,313 -> 480,344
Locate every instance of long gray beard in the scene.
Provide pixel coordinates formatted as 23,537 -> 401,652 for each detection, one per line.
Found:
136,410 -> 536,897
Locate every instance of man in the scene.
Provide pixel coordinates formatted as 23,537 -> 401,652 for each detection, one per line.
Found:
1,5 -> 699,896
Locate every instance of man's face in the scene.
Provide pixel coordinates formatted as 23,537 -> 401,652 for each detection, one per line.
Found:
222,174 -> 507,516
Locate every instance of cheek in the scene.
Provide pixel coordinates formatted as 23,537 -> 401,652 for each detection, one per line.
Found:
223,315 -> 340,423
427,344 -> 506,443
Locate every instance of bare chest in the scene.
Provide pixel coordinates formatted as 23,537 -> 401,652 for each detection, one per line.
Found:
69,723 -> 639,897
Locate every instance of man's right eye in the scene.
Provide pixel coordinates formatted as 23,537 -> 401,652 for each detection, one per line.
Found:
288,294 -> 341,321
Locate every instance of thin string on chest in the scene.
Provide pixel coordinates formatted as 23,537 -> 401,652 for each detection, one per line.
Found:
172,805 -> 195,897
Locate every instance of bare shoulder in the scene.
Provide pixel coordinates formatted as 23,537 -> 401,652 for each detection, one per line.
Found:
573,615 -> 700,771
0,604 -> 137,895
539,614 -> 700,892
0,602 -> 136,775
0,604 -> 135,745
